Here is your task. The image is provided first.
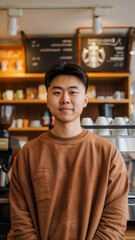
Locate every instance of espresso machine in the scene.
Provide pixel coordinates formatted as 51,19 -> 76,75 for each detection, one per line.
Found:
0,105 -> 16,188
0,105 -> 27,238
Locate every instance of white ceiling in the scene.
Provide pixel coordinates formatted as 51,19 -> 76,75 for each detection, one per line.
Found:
0,0 -> 135,38
0,0 -> 135,86
0,0 -> 115,9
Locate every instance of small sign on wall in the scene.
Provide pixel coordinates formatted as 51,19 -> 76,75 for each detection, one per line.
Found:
25,37 -> 77,73
80,35 -> 129,72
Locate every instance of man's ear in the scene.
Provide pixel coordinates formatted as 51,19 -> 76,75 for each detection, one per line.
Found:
83,95 -> 88,108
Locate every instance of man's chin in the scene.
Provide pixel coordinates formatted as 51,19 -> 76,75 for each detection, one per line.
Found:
55,116 -> 74,123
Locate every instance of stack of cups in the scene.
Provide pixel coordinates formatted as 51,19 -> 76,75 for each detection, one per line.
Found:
81,117 -> 94,132
129,113 -> 135,135
95,116 -> 110,136
111,117 -> 128,135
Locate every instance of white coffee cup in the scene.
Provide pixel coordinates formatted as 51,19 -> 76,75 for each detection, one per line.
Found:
81,117 -> 94,132
112,117 -> 128,135
11,119 -> 16,128
1,60 -> 8,71
16,119 -> 23,128
114,91 -> 122,99
95,116 -> 110,136
15,89 -> 24,100
129,113 -> 135,135
81,117 -> 93,125
16,60 -> 22,70
95,116 -> 108,125
129,112 -> 135,123
30,120 -> 41,127
114,117 -> 126,124
2,90 -> 14,100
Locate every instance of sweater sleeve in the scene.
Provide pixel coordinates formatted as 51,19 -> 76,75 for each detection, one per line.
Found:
9,153 -> 39,240
93,149 -> 129,240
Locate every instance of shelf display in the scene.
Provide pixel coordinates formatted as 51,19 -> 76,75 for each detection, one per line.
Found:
0,72 -> 131,140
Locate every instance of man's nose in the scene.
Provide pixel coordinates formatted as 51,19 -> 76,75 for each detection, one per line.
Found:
60,92 -> 70,104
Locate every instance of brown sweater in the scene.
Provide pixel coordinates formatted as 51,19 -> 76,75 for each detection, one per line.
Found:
9,130 -> 129,240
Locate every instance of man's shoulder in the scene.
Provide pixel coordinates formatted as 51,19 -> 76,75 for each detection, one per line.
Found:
86,130 -> 115,148
19,132 -> 49,151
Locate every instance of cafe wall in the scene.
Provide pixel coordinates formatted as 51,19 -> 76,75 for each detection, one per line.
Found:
0,0 -> 135,98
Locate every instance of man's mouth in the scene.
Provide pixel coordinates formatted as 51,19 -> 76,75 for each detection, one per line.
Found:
59,107 -> 73,112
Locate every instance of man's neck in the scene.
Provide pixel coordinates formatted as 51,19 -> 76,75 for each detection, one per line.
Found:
51,120 -> 83,138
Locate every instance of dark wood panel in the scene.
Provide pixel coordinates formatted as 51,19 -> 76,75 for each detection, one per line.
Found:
25,37 -> 77,73
81,35 -> 128,72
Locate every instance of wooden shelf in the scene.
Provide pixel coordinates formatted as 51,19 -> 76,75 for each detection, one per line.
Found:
87,72 -> 130,79
88,98 -> 130,104
0,99 -> 130,104
0,73 -> 45,82
8,126 -> 49,132
0,99 -> 46,104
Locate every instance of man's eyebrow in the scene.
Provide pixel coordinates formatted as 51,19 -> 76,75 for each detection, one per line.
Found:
52,86 -> 62,90
51,86 -> 79,90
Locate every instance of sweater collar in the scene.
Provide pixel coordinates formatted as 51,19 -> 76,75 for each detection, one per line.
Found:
43,128 -> 89,144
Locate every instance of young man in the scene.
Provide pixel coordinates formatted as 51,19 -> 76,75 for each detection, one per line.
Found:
10,62 -> 129,240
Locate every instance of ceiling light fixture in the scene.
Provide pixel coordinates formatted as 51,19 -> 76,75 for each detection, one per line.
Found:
93,15 -> 102,34
8,9 -> 23,36
92,8 -> 108,34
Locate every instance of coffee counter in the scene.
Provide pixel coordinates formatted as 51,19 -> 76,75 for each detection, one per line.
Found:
126,221 -> 135,239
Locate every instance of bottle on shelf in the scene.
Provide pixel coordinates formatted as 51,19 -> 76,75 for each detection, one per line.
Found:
41,109 -> 50,126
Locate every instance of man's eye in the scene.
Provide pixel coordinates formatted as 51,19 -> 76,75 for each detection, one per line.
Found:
71,91 -> 78,95
53,91 -> 61,95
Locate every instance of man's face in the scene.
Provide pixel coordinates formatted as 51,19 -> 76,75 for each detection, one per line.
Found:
47,74 -> 88,124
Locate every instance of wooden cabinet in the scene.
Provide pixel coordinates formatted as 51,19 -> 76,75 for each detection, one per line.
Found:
81,72 -> 131,121
0,72 -> 131,140
0,73 -> 48,140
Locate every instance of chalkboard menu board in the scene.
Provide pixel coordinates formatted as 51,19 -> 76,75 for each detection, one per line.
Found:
25,37 -> 77,73
80,35 -> 128,72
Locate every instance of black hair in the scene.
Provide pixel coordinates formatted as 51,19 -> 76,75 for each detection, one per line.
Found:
44,62 -> 89,92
